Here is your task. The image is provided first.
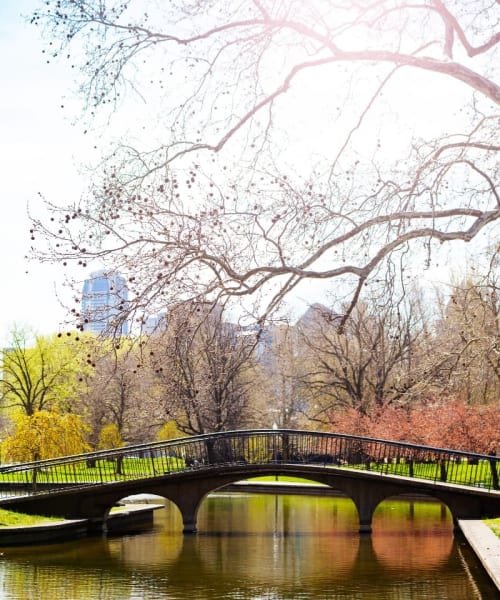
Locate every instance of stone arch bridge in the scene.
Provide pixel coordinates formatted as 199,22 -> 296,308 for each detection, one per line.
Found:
0,429 -> 498,534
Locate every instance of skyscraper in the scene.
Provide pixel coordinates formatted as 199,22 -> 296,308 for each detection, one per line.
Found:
81,270 -> 129,335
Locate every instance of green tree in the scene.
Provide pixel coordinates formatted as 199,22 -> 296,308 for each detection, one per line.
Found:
0,327 -> 90,416
97,423 -> 125,475
156,421 -> 184,441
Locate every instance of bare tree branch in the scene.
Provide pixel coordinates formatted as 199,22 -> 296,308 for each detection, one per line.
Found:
29,0 -> 499,326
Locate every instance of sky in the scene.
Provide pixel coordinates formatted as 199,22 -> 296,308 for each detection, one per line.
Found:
1,1 -> 495,346
0,0 -> 87,344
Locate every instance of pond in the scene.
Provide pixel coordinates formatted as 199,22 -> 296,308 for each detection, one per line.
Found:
0,492 -> 497,599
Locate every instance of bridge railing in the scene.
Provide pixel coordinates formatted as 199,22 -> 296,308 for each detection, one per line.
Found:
0,429 -> 498,499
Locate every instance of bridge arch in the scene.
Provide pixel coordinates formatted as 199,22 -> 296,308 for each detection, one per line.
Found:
107,466 -> 449,534
80,485 -> 204,534
101,472 -> 456,536
138,465 -> 486,534
105,493 -> 184,533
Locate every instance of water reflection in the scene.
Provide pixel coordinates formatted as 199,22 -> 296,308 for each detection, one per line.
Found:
0,493 -> 496,599
198,494 -> 360,584
372,498 -> 454,572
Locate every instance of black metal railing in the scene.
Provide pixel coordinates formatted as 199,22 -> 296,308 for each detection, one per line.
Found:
0,429 -> 498,500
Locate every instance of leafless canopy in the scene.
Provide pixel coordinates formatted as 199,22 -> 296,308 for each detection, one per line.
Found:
30,0 -> 499,328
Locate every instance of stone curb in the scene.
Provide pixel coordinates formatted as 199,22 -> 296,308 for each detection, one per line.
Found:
458,519 -> 500,591
0,504 -> 161,547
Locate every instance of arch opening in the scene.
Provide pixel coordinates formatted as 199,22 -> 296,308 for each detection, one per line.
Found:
192,474 -> 360,535
371,494 -> 453,533
103,493 -> 182,535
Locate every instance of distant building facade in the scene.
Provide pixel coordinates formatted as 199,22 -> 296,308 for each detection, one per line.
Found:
81,270 -> 129,335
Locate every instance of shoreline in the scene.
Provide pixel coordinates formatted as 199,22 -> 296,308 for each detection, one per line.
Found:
458,519 -> 500,592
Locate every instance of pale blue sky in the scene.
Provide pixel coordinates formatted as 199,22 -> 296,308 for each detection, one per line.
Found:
0,0 -> 85,343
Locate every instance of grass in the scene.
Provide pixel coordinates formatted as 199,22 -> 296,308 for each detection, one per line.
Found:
0,508 -> 60,527
485,517 -> 500,539
0,456 -> 185,484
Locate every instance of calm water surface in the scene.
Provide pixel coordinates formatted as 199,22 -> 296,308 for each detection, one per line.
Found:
0,493 -> 497,599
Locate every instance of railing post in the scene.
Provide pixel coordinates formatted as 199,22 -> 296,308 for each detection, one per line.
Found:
439,459 -> 447,482
282,433 -> 289,461
489,453 -> 499,490
31,466 -> 39,492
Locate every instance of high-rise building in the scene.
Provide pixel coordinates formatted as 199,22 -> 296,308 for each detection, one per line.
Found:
81,270 -> 129,335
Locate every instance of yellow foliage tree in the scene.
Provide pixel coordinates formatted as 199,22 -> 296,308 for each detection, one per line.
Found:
97,423 -> 124,450
156,421 -> 184,442
3,410 -> 90,463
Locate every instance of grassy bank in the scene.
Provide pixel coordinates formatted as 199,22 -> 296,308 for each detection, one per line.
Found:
0,508 -> 59,527
485,517 -> 500,539
0,505 -> 136,528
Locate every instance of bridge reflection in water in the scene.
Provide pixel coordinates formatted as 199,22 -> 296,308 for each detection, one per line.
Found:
0,429 -> 498,533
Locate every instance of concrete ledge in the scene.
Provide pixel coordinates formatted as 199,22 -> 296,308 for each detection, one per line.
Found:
458,519 -> 500,591
221,480 -> 339,496
106,503 -> 163,534
0,519 -> 87,546
0,504 -> 162,547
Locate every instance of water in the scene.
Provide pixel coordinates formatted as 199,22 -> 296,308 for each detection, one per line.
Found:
0,493 -> 497,599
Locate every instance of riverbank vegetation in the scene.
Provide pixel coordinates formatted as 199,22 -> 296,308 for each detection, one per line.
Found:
0,508 -> 59,528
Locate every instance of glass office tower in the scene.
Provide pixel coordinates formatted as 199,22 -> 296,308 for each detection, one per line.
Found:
81,270 -> 129,335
